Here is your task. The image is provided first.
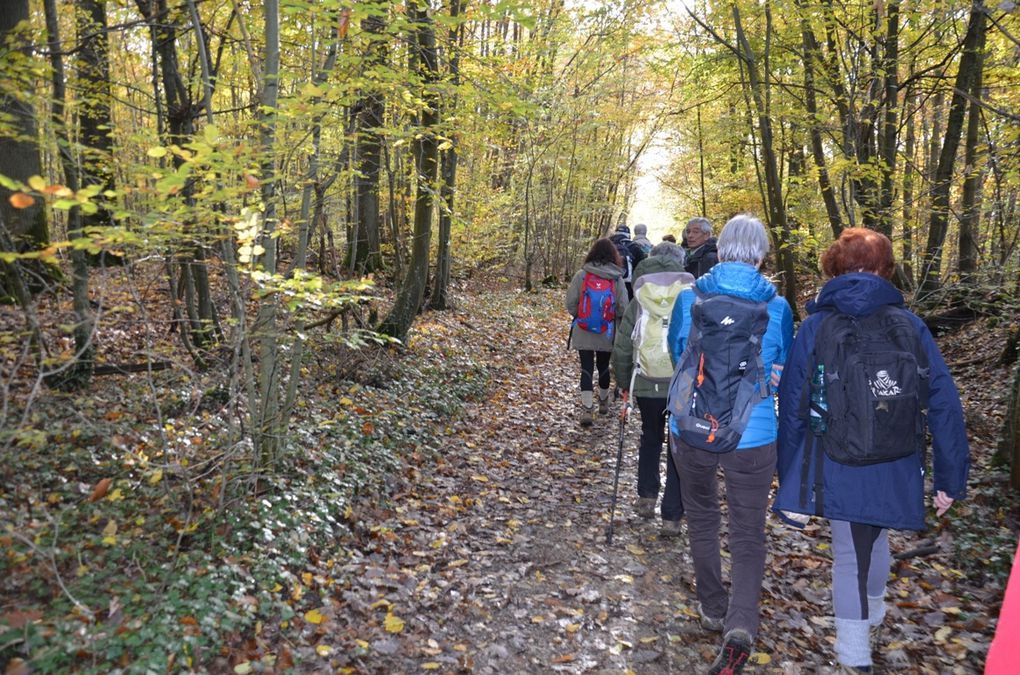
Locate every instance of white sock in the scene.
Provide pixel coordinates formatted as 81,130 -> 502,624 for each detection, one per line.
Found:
581,391 -> 593,409
834,617 -> 872,668
598,387 -> 610,402
868,594 -> 886,626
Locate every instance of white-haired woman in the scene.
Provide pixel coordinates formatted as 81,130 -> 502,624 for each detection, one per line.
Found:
666,215 -> 793,674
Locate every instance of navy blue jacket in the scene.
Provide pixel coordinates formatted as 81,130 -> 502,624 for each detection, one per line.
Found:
667,262 -> 794,449
774,273 -> 970,531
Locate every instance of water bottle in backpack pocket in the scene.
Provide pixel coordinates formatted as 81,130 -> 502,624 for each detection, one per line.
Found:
667,291 -> 771,453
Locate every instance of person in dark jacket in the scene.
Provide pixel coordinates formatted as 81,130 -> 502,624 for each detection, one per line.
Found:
566,238 -> 629,426
775,228 -> 969,672
683,217 -> 719,278
609,224 -> 647,299
667,215 -> 793,674
612,242 -> 694,536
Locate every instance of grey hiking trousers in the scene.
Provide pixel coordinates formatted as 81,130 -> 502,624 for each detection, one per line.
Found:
673,438 -> 776,639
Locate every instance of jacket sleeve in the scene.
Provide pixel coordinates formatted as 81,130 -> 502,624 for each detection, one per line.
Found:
915,318 -> 970,499
613,302 -> 638,391
565,270 -> 582,316
615,278 -> 629,320
776,316 -> 815,489
667,289 -> 694,365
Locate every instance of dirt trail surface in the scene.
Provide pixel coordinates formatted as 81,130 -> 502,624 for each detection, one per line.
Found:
305,288 -> 995,674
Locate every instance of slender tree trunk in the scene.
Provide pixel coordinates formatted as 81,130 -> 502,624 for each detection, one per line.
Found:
919,1 -> 986,296
379,0 -> 439,341
877,0 -> 900,237
43,0 -> 93,385
798,0 -> 842,238
353,4 -> 387,274
902,76 -> 916,272
430,0 -> 462,310
957,15 -> 987,283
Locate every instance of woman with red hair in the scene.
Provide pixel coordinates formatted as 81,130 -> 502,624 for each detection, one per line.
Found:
775,228 -> 970,672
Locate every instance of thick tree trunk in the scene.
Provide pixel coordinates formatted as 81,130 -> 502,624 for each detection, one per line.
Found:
379,0 -> 439,342
0,0 -> 48,250
919,1 -> 986,296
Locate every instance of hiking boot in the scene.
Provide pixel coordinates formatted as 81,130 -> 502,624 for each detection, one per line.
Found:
706,628 -> 752,674
698,602 -> 725,633
598,395 -> 610,415
660,519 -> 683,537
580,406 -> 594,427
635,497 -> 656,519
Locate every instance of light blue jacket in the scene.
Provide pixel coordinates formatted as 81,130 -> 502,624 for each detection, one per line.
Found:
667,262 -> 794,449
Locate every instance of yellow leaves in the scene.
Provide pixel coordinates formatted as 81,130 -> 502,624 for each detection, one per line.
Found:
613,574 -> 634,584
384,612 -> 405,633
27,175 -> 47,191
233,662 -> 252,674
934,626 -> 953,643
147,469 -> 163,485
370,599 -> 392,610
147,146 -> 168,158
9,192 -> 34,209
304,608 -> 325,625
101,520 -> 117,545
750,652 -> 771,665
315,644 -> 333,657
421,663 -> 441,670
470,474 -> 489,483
565,622 -> 581,633
339,397 -> 354,406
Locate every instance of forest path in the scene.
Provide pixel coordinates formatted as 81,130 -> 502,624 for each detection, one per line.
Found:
308,287 -> 991,674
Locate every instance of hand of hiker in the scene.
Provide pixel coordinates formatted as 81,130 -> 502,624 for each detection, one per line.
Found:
934,490 -> 954,516
770,363 -> 784,387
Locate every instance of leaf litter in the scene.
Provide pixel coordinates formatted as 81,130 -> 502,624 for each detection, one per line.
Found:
287,288 -> 1006,674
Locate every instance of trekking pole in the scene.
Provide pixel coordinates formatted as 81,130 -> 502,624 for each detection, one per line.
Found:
606,366 -> 639,545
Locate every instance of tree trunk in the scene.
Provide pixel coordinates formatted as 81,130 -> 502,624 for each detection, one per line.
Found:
919,1 -> 986,296
0,0 -> 48,250
798,0 -> 842,238
902,75 -> 916,272
353,3 -> 387,274
379,0 -> 439,342
43,0 -> 93,386
877,0 -> 900,238
732,5 -> 799,317
999,361 -> 1020,490
957,14 -> 987,283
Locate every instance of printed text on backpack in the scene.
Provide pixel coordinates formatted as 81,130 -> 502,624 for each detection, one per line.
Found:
807,306 -> 930,466
574,273 -> 616,341
668,291 -> 770,453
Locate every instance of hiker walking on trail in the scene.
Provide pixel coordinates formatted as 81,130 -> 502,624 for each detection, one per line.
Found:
683,217 -> 719,279
632,223 -> 654,256
612,242 -> 694,537
666,215 -> 793,675
609,224 -> 647,300
566,238 -> 629,426
774,228 -> 969,673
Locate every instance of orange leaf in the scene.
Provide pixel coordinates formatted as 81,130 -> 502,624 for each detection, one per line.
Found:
89,478 -> 112,502
244,174 -> 259,190
361,421 -> 375,435
338,8 -> 351,38
8,193 -> 34,209
179,615 -> 198,626
551,654 -> 575,664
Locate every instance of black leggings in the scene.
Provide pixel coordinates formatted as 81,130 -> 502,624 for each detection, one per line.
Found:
578,350 -> 611,392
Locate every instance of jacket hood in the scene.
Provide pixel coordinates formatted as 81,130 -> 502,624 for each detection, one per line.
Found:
695,261 -> 776,303
634,255 -> 685,278
808,272 -> 904,316
582,261 -> 624,279
634,271 -> 693,318
610,232 -> 632,244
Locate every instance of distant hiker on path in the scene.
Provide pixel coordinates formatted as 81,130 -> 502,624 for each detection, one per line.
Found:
612,242 -> 693,537
667,215 -> 793,675
566,238 -> 629,426
683,217 -> 719,279
632,223 -> 653,255
609,224 -> 647,300
775,228 -> 970,673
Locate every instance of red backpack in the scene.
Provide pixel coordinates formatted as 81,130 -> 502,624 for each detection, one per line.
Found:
574,273 -> 616,341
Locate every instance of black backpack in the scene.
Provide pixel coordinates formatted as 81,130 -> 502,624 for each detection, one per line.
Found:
806,305 -> 930,466
667,290 -> 771,453
612,237 -> 634,283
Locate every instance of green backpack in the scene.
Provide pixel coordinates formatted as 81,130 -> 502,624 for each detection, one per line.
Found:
632,271 -> 692,381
